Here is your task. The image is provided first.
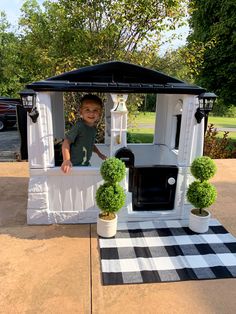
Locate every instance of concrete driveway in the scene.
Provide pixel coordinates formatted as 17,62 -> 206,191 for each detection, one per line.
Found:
0,129 -> 20,161
0,160 -> 236,313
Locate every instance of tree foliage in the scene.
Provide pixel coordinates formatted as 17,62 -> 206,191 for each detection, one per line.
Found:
187,0 -> 236,107
16,0 -> 186,84
153,48 -> 195,83
0,12 -> 22,96
0,0 -> 188,125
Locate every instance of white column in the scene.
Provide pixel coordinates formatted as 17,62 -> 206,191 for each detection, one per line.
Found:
51,92 -> 65,140
27,92 -> 54,169
190,116 -> 205,163
104,93 -> 114,145
154,94 -> 167,145
109,94 -> 128,156
177,95 -> 200,167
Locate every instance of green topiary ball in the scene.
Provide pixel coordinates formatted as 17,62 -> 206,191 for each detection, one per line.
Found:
187,181 -> 217,209
96,183 -> 126,213
191,156 -> 217,181
100,157 -> 126,183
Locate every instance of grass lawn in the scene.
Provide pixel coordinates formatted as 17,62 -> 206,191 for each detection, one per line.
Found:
132,112 -> 156,124
217,131 -> 236,140
128,112 -> 236,143
208,116 -> 236,128
128,128 -> 154,143
129,132 -> 154,143
131,112 -> 236,128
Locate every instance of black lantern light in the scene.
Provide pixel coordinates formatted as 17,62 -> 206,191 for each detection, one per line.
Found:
195,92 -> 217,124
19,89 -> 39,123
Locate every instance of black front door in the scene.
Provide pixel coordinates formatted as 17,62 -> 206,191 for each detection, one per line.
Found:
132,165 -> 178,211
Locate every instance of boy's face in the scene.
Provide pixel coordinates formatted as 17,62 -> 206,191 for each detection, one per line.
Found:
80,101 -> 102,126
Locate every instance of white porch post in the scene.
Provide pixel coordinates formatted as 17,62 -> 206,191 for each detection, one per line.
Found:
109,94 -> 128,157
27,92 -> 54,224
177,95 -> 202,167
27,92 -> 54,169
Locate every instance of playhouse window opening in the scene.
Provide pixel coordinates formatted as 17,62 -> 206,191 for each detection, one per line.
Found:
174,114 -> 182,149
127,94 -> 156,144
53,92 -> 106,167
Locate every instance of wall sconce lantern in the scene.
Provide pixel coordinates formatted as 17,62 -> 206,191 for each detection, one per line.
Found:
195,92 -> 217,124
19,89 -> 39,123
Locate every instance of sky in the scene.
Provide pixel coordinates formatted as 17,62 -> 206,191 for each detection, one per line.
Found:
0,0 -> 190,54
0,0 -> 44,25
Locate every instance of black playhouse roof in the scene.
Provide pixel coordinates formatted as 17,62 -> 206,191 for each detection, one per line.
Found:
27,61 -> 205,94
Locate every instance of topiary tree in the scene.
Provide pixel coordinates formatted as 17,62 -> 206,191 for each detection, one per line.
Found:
187,156 -> 217,216
190,156 -> 217,181
96,157 -> 126,220
100,157 -> 126,183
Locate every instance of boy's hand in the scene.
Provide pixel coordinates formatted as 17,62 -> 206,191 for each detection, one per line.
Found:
100,153 -> 107,160
61,160 -> 72,173
98,152 -> 107,160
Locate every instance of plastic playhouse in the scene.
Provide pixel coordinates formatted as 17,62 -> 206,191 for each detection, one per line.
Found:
22,61 -> 210,224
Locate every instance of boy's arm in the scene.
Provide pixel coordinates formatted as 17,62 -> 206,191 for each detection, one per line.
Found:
61,138 -> 72,173
93,145 -> 107,160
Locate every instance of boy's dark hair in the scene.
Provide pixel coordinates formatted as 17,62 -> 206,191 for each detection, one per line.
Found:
80,94 -> 103,107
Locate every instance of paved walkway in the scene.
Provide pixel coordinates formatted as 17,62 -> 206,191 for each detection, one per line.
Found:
0,161 -> 236,313
0,129 -> 21,161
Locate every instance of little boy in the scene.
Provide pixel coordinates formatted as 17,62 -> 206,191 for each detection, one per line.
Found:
61,94 -> 106,173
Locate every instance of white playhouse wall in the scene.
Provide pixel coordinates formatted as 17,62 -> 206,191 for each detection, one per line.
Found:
118,94 -> 205,222
27,91 -> 106,224
26,91 -> 205,224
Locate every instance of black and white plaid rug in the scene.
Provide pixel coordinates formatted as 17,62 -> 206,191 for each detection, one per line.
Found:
99,219 -> 236,285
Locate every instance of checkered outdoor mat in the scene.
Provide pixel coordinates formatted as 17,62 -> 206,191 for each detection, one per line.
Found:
99,219 -> 236,285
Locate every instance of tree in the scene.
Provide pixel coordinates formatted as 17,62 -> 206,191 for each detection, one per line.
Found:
0,12 -> 22,96
0,0 -> 189,118
4,0 -> 186,125
187,0 -> 236,107
17,0 -> 187,77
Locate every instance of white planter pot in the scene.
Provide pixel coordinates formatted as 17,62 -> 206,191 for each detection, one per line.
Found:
189,209 -> 211,233
97,214 -> 118,238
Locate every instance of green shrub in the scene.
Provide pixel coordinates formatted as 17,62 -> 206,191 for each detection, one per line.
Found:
100,157 -> 126,183
226,105 -> 236,118
212,99 -> 236,117
96,183 -> 126,213
191,156 -> 217,181
187,181 -> 217,212
204,124 -> 235,159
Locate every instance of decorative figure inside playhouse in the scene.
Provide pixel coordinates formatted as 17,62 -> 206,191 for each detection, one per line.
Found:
20,61 -> 217,225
